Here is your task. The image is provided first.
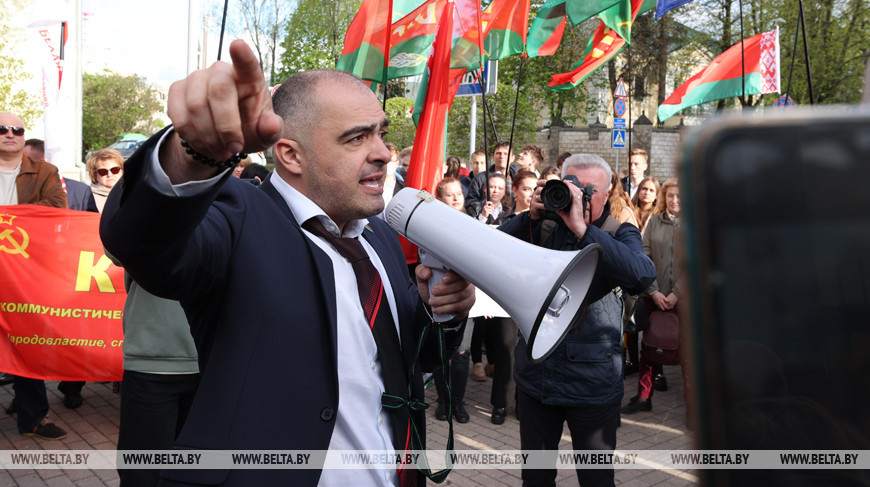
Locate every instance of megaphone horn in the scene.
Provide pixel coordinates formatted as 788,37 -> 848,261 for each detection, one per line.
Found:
385,188 -> 601,363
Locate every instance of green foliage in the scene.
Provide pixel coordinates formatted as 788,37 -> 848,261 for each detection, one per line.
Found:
82,71 -> 164,156
384,97 -> 416,149
681,0 -> 869,107
276,0 -> 360,78
0,25 -> 41,128
446,81 -> 538,158
500,17 -> 600,126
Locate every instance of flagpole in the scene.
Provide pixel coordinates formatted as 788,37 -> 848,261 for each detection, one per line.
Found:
217,0 -> 230,61
478,73 -> 500,142
784,10 -> 801,101
507,55 -> 526,171
798,0 -> 814,104
738,0 -> 746,106
479,74 -> 491,204
382,0 -> 394,112
627,44 -> 632,154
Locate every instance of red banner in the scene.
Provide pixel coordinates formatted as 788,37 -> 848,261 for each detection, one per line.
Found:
0,205 -> 126,381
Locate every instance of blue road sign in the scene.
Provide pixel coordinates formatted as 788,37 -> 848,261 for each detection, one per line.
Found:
614,98 -> 627,117
456,61 -> 498,97
612,129 -> 626,149
613,118 -> 626,128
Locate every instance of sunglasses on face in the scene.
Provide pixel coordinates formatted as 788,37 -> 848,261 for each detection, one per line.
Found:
0,126 -> 25,136
97,166 -> 122,177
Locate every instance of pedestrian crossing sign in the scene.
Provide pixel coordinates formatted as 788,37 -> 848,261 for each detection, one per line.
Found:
612,129 -> 626,149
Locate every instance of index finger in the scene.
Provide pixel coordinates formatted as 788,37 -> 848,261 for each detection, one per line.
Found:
229,40 -> 265,89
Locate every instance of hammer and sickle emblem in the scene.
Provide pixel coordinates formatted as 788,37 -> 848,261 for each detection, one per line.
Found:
0,227 -> 30,258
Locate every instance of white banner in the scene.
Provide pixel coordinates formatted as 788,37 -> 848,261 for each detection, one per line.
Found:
27,0 -> 77,172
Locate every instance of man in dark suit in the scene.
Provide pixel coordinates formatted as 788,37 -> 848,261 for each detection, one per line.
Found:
100,40 -> 474,486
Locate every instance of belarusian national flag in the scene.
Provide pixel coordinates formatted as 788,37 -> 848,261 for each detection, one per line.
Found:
336,0 -> 392,83
406,0 -> 455,194
482,0 -> 530,60
545,21 -> 625,91
527,0 -> 567,58
657,28 -> 780,122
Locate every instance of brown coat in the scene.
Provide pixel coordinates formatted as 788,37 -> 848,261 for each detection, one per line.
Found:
16,155 -> 67,209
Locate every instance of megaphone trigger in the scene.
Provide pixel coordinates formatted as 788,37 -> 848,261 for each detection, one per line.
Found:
418,248 -> 455,323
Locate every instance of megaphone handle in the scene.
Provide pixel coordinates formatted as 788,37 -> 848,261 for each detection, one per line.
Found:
418,248 -> 456,323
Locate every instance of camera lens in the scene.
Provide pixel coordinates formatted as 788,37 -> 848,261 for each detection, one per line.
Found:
541,179 -> 573,212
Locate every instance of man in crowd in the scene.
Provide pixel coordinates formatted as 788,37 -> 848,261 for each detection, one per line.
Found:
460,149 -> 487,195
499,154 -> 655,486
621,148 -> 649,199
100,40 -> 474,486
464,141 -> 517,214
392,145 -> 413,195
0,112 -> 68,440
515,144 -> 545,177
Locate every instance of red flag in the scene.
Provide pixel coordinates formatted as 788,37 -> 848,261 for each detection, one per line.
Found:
0,205 -> 126,381
405,0 -> 455,194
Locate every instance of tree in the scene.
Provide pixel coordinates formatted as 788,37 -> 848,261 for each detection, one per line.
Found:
678,0 -> 869,110
0,25 -> 41,128
446,81 -> 538,158
384,97 -> 416,149
82,71 -> 164,156
277,0 -> 360,78
500,17 -> 601,127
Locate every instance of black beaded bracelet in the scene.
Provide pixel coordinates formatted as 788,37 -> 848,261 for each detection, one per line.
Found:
180,139 -> 247,170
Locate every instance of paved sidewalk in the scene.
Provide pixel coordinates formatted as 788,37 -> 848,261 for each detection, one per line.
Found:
0,365 -> 697,486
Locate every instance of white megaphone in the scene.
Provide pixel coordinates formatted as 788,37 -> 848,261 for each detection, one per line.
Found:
385,188 -> 601,363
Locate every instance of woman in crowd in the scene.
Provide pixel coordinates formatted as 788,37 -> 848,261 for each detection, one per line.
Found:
231,156 -> 252,178
431,177 -> 471,423
86,148 -> 124,212
444,156 -> 462,179
509,170 -> 538,218
622,178 -> 685,415
608,172 -> 639,227
471,173 -> 510,225
631,177 -> 660,231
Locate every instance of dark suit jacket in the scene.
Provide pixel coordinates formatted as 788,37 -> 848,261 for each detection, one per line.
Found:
63,178 -> 98,212
101,131 -> 457,486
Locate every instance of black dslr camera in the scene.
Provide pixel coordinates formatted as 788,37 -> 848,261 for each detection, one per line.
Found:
540,175 -> 595,221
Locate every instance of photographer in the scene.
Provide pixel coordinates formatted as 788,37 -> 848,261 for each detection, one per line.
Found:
499,154 -> 655,487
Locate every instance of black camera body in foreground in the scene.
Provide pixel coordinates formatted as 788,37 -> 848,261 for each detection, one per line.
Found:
540,175 -> 595,221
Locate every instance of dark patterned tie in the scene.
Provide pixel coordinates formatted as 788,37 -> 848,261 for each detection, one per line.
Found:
302,217 -> 417,486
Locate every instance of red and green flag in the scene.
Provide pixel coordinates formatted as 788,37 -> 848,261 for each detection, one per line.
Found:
526,0 -> 567,58
407,0 -> 456,194
545,21 -> 625,91
388,0 -> 482,79
566,0 -> 621,26
482,0 -> 530,60
658,28 -> 781,122
599,0 -> 644,43
336,0 -> 393,83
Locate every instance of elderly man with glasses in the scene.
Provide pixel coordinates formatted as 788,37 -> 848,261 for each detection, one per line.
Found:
0,111 -> 68,440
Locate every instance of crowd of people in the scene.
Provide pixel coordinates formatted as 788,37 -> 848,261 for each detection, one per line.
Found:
1,39 -> 687,487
